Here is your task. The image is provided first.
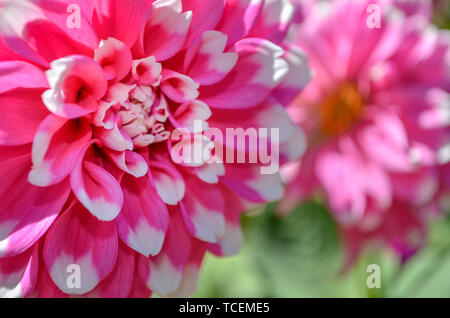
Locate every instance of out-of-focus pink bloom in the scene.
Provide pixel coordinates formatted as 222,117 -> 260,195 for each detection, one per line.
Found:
0,0 -> 309,297
282,0 -> 450,264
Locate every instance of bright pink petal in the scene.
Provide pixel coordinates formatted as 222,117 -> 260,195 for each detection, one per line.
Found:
0,88 -> 49,146
359,112 -> 413,172
117,174 -> 169,257
29,115 -> 92,187
222,164 -> 285,203
172,100 -> 212,132
393,0 -> 432,19
85,242 -> 135,298
180,176 -> 225,243
138,209 -> 192,296
160,69 -> 199,103
128,274 -> 152,298
94,122 -> 134,152
0,5 -> 49,67
94,38 -> 132,82
32,259 -> 68,298
140,1 -> 192,61
271,44 -> 312,107
0,61 -> 48,94
248,0 -> 294,45
0,150 -> 70,257
0,245 -> 38,298
106,150 -> 148,178
34,0 -> 98,51
71,153 -> 124,222
0,0 -> 96,63
184,31 -> 238,86
168,239 -> 207,297
149,159 -> 186,205
206,188 -> 244,258
216,0 -> 264,46
43,202 -> 118,295
93,0 -> 150,48
132,56 -> 162,86
42,55 -> 107,119
199,38 -> 289,109
182,0 -> 225,48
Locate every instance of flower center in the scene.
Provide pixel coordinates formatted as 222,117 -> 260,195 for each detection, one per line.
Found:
117,85 -> 171,148
319,83 -> 364,136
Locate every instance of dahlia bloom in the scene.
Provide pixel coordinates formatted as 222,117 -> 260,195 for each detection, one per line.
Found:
281,0 -> 450,264
0,0 -> 309,297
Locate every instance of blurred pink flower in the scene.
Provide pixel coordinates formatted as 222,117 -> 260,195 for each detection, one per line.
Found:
0,0 -> 309,297
282,0 -> 450,264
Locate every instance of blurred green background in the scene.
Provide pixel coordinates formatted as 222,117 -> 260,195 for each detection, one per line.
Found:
194,201 -> 450,298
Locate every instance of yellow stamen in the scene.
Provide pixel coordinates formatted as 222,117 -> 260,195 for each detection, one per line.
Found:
319,83 -> 364,136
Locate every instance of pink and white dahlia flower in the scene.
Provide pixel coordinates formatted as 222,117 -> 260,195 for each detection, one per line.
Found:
0,0 -> 309,297
281,0 -> 450,264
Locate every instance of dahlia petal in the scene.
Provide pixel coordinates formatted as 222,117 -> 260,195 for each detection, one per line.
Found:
172,100 -> 212,132
0,88 -> 49,146
0,245 -> 38,298
93,0 -> 150,48
0,0 -> 96,63
85,242 -> 135,298
279,125 -> 307,164
359,112 -> 413,172
208,187 -> 244,256
199,38 -> 289,109
0,61 -> 48,94
182,0 -> 225,48
196,160 -> 225,184
92,101 -> 115,129
171,132 -> 214,167
42,55 -> 107,119
420,89 -> 450,129
32,260 -> 68,298
149,160 -> 186,205
94,38 -> 132,82
117,174 -> 169,257
167,263 -> 200,298
185,31 -> 238,86
393,167 -> 439,206
14,20 -> 95,64
216,0 -> 265,46
271,44 -> 312,107
71,157 -> 124,222
132,57 -> 163,86
181,176 -> 225,243
314,138 -> 394,222
221,165 -> 284,203
248,0 -> 294,45
94,122 -> 134,152
43,202 -> 118,295
208,99 -> 296,158
34,0 -> 98,50
168,240 -> 206,297
315,149 -> 367,221
128,274 -> 152,298
138,210 -> 191,296
29,115 -> 92,187
106,150 -> 148,178
0,9 -> 49,67
393,0 -> 432,19
0,152 -> 70,257
211,222 -> 243,257
160,69 -> 200,103
141,2 -> 192,61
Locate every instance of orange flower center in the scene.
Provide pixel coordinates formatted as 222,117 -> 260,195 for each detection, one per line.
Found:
319,83 -> 364,136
